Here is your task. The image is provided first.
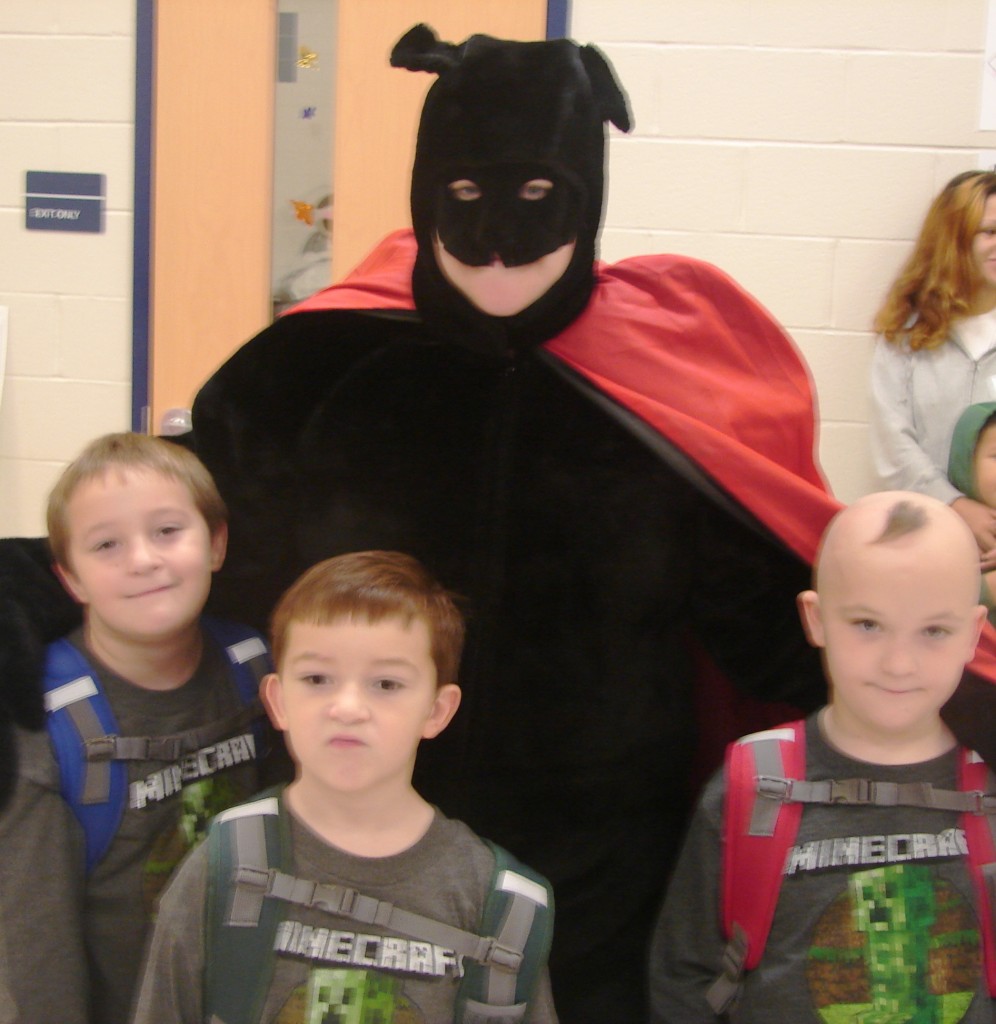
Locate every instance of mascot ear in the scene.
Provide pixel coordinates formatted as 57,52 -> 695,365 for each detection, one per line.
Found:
579,44 -> 632,133
390,23 -> 462,75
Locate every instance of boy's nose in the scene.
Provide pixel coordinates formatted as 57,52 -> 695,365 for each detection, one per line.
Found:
329,682 -> 370,722
880,640 -> 916,676
126,536 -> 162,571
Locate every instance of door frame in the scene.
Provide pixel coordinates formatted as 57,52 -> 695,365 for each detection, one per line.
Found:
131,0 -> 569,432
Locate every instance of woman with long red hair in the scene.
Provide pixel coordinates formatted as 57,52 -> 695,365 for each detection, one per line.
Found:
871,169 -> 996,564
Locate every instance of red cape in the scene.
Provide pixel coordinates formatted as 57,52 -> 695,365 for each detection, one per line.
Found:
291,230 -> 996,685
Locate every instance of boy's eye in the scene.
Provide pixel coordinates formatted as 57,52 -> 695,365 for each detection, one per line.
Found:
923,625 -> 951,639
852,619 -> 879,633
92,539 -> 118,553
518,178 -> 553,201
300,674 -> 329,686
373,678 -> 403,692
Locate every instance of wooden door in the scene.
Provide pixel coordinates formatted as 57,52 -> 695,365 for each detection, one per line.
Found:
149,0 -> 276,432
148,0 -> 547,431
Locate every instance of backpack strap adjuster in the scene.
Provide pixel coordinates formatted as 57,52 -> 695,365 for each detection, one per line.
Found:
705,923 -> 748,1014
83,735 -> 119,762
755,775 -> 792,801
830,778 -> 872,804
328,885 -> 363,918
313,882 -> 377,921
85,734 -> 188,762
481,938 -> 524,973
233,865 -> 273,892
972,792 -> 996,816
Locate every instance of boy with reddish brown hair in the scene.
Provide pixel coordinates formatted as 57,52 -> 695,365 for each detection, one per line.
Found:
134,550 -> 558,1023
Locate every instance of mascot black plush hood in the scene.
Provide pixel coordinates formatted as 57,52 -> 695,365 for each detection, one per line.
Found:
392,24 -> 631,357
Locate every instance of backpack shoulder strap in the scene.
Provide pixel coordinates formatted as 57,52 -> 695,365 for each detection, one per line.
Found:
455,839 -> 555,1024
707,719 -> 806,1014
201,616 -> 272,755
959,747 -> 996,997
200,616 -> 273,707
42,637 -> 126,873
205,787 -> 287,1024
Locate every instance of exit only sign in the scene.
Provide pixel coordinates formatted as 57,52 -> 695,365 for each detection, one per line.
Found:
25,171 -> 105,233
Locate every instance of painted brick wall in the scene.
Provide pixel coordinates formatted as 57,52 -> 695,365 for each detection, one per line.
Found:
573,0 -> 996,502
2,1 -> 996,536
0,1 -> 134,536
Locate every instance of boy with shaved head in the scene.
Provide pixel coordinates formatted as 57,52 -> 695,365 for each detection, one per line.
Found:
649,493 -> 996,1022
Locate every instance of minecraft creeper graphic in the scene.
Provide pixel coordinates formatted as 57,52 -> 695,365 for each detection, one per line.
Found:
306,968 -> 399,1024
849,863 -> 939,1023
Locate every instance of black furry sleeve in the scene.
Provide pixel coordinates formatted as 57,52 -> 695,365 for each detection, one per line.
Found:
188,308 -> 423,632
690,498 -> 825,711
0,536 -> 82,806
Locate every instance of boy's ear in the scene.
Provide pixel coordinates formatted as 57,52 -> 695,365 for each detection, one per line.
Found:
52,562 -> 86,606
422,683 -> 461,740
210,523 -> 228,572
261,673 -> 288,732
967,604 -> 988,660
797,590 -> 825,648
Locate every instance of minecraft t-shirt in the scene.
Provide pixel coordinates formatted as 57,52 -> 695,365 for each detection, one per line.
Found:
0,627 -> 262,1024
132,800 -> 558,1023
649,713 -> 994,1023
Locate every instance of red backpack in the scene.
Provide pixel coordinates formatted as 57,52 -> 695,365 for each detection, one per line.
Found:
707,720 -> 996,1013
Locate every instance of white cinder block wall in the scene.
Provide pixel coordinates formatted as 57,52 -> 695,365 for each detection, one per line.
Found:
575,0 -> 996,503
2,1 -> 995,535
0,0 -> 134,536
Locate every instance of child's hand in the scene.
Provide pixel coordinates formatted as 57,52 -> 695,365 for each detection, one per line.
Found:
951,496 -> 996,568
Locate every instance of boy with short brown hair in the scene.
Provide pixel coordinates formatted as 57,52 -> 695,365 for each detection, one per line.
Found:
0,432 -> 269,1024
133,550 -> 558,1023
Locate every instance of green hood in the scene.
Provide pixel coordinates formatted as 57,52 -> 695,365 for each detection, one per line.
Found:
948,401 -> 996,499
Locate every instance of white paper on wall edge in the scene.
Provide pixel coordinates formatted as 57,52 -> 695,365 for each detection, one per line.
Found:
982,0 -> 996,129
0,305 -> 7,413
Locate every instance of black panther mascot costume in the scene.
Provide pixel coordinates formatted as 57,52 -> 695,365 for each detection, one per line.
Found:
3,26 -> 996,1021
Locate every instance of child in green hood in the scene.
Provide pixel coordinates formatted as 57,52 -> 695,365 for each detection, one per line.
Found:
949,400 -> 996,621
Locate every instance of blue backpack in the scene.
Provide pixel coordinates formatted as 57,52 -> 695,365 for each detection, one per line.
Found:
42,616 -> 271,873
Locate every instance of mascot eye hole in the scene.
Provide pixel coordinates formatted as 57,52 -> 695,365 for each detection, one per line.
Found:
518,178 -> 553,201
446,178 -> 554,202
448,180 -> 482,202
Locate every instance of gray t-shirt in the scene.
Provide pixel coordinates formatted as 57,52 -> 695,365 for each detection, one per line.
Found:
0,627 -> 262,1024
649,713 -> 996,1022
132,795 -> 559,1024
